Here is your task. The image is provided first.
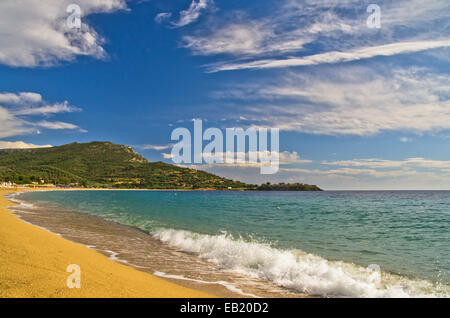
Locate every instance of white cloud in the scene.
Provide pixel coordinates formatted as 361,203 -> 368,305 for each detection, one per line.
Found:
0,141 -> 52,149
0,0 -> 127,67
172,0 -> 213,28
139,144 -> 173,151
281,167 -> 420,178
278,151 -> 311,165
0,92 -> 85,137
38,120 -> 83,131
182,1 -> 356,58
183,22 -> 309,57
155,12 -> 172,24
208,40 -> 450,72
275,166 -> 450,190
0,92 -> 43,104
322,158 -> 450,170
183,23 -> 270,56
0,92 -> 80,116
180,0 -> 450,72
14,101 -> 81,116
0,107 -> 31,138
379,0 -> 450,27
216,66 -> 450,136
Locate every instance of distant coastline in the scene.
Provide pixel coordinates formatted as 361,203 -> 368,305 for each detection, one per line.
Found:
1,185 -> 323,192
0,141 -> 322,191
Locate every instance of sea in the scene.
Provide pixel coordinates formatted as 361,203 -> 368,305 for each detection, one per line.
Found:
8,190 -> 450,298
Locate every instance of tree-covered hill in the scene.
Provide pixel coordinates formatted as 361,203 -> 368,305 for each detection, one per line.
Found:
0,141 -> 250,189
256,182 -> 322,191
0,141 -> 323,190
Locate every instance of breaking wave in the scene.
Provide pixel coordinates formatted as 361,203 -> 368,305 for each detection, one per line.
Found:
152,228 -> 449,298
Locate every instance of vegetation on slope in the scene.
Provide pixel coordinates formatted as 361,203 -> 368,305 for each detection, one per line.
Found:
256,182 -> 322,191
0,142 -> 249,189
0,141 -> 322,191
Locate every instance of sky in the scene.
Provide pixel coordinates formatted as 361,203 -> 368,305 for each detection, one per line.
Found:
0,0 -> 449,190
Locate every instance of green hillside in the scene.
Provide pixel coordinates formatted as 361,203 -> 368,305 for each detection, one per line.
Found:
256,182 -> 322,191
0,142 -> 250,189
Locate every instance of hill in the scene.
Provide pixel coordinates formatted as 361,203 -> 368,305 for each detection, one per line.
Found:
0,142 -> 250,189
0,141 -> 322,191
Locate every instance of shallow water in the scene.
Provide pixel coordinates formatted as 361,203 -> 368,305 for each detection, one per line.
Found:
13,190 -> 450,297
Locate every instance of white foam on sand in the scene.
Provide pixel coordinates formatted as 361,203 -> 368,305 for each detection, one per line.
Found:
102,249 -> 148,269
152,228 -> 450,298
6,192 -> 35,209
153,271 -> 258,298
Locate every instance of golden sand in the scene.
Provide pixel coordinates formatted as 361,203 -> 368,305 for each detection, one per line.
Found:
0,189 -> 212,298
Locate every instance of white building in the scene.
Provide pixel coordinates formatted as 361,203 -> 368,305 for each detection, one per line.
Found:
1,181 -> 13,188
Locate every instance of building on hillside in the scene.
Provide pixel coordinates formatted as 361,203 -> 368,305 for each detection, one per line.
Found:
1,181 -> 13,188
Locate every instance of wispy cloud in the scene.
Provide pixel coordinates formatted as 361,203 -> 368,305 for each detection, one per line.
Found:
183,21 -> 309,57
322,158 -> 450,170
138,143 -> 174,151
208,40 -> 450,72
154,12 -> 172,24
172,0 -> 213,28
212,66 -> 450,136
14,101 -> 81,116
0,92 -> 85,137
182,1 -> 357,58
280,167 -> 420,179
0,107 -> 31,138
37,120 -> 84,131
180,0 -> 450,72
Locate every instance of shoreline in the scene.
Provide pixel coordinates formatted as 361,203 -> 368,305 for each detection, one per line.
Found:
0,188 -> 213,298
5,188 -> 447,298
7,189 -> 299,298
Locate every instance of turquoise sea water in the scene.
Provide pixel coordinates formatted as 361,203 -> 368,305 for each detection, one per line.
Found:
19,190 -> 450,297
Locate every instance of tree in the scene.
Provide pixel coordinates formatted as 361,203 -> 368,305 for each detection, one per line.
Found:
15,175 -> 31,184
58,176 -> 71,185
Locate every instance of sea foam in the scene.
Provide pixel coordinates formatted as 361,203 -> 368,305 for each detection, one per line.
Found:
152,228 -> 449,298
154,271 -> 258,298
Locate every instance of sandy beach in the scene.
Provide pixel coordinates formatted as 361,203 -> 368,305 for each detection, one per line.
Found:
0,189 -> 212,298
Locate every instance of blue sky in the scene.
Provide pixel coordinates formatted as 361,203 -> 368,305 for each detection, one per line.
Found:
0,0 -> 449,189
